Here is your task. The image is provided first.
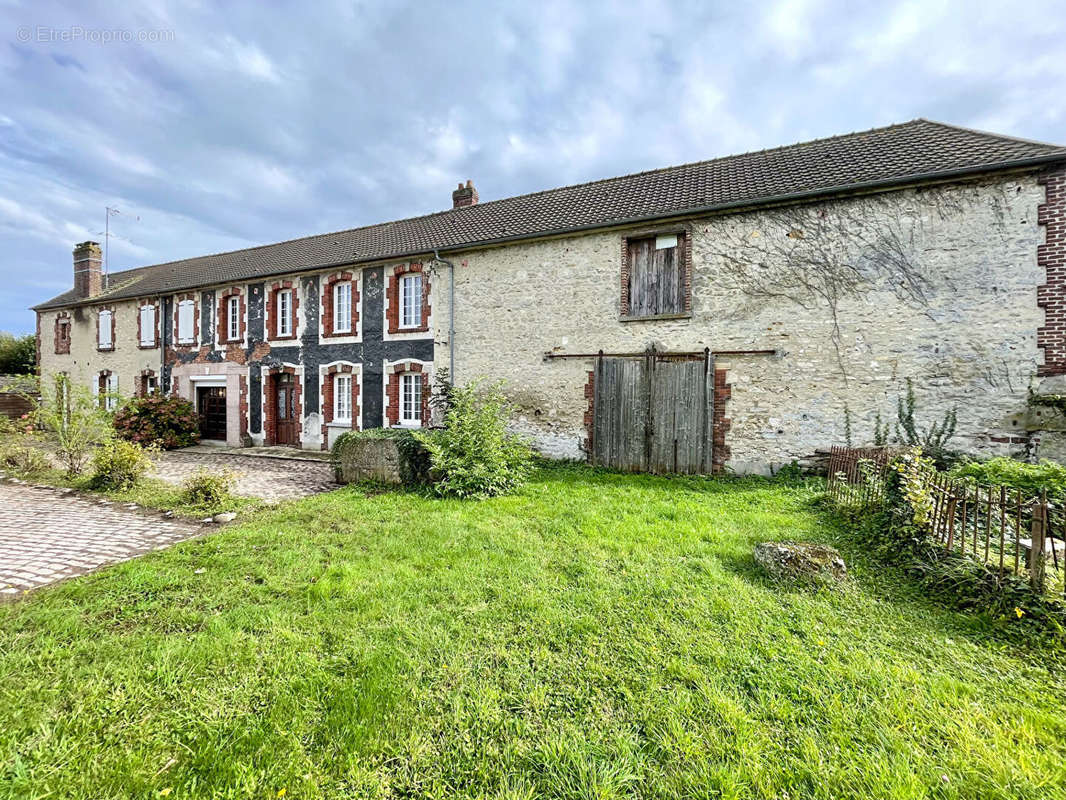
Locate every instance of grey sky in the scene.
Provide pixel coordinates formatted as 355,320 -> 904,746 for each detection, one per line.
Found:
1,0 -> 1063,333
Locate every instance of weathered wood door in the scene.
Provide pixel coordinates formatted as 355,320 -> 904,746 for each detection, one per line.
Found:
274,373 -> 297,446
591,349 -> 713,474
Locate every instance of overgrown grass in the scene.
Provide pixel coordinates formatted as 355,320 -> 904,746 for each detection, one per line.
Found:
2,464 -> 1065,799
13,467 -> 261,519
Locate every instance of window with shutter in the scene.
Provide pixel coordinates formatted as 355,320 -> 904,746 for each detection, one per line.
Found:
624,233 -> 687,318
177,300 -> 195,343
98,310 -> 113,349
140,305 -> 156,346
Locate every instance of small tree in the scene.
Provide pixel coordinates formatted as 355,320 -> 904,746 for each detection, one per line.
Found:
26,374 -> 114,476
415,379 -> 533,498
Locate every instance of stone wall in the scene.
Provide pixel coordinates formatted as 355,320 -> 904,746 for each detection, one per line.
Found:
37,300 -> 162,401
436,174 -> 1047,473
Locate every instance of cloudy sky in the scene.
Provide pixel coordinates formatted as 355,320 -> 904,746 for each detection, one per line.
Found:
1,0 -> 1063,334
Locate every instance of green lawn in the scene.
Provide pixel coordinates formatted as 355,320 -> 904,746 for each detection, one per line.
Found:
2,464 -> 1064,799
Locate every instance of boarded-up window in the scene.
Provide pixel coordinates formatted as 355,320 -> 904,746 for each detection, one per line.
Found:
625,233 -> 686,317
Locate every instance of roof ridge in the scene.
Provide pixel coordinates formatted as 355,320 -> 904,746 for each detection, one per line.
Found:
450,120 -> 934,214
915,118 -> 1066,150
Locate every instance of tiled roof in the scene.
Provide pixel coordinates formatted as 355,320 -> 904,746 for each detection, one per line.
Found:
35,119 -> 1066,310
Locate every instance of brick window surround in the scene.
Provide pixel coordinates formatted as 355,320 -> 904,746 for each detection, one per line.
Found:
137,301 -> 159,349
582,365 -> 731,474
173,294 -> 199,347
96,306 -> 116,352
385,361 -> 431,427
267,280 -> 299,342
320,364 -> 361,448
217,287 -> 246,345
1037,165 -> 1066,375
54,313 -> 71,355
619,228 -> 692,319
137,369 -> 157,397
264,367 -> 302,446
386,263 -> 431,334
321,272 -> 359,338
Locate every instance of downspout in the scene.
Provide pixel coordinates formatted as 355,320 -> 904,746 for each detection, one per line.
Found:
432,249 -> 456,382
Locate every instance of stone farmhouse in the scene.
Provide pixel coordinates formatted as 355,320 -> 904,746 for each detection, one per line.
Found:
32,120 -> 1066,474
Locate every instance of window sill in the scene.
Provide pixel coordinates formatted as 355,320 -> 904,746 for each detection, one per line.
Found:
618,312 -> 692,323
327,421 -> 353,428
138,343 -> 157,350
97,346 -> 114,352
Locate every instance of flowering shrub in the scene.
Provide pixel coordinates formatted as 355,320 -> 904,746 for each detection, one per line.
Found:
114,394 -> 200,450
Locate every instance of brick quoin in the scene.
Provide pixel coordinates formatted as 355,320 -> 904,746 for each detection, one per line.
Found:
217,287 -> 246,346
386,263 -> 431,334
1037,165 -> 1066,375
712,368 -> 732,474
267,280 -> 299,342
583,370 -> 595,456
385,362 -> 430,427
320,365 -> 361,449
321,272 -> 360,338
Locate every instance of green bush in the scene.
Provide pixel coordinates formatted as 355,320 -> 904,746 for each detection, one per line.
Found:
415,379 -> 533,498
0,440 -> 52,477
182,468 -> 237,506
949,457 -> 1066,498
113,394 -> 200,449
89,440 -> 153,491
331,428 -> 431,486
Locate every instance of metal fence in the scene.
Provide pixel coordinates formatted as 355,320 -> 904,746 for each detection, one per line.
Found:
826,446 -> 1065,598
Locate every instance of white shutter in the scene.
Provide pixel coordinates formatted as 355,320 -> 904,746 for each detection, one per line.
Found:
98,310 -> 112,348
140,305 -> 155,346
177,300 -> 194,342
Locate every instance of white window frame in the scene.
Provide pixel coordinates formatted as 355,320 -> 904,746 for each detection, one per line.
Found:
177,299 -> 195,344
227,295 -> 240,341
399,372 -> 422,426
277,289 -> 293,337
98,309 -> 113,349
333,282 -> 352,333
139,304 -> 156,347
400,273 -> 423,329
334,373 -> 352,422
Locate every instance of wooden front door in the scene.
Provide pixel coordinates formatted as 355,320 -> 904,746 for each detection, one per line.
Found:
274,373 -> 297,446
197,386 -> 227,441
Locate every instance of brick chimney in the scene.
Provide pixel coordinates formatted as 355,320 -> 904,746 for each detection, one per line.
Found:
73,241 -> 103,299
452,179 -> 478,208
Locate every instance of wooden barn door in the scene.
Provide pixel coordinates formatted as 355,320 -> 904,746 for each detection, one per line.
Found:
591,348 -> 713,474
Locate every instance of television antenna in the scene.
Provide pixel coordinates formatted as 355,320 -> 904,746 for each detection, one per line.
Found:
96,206 -> 140,288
